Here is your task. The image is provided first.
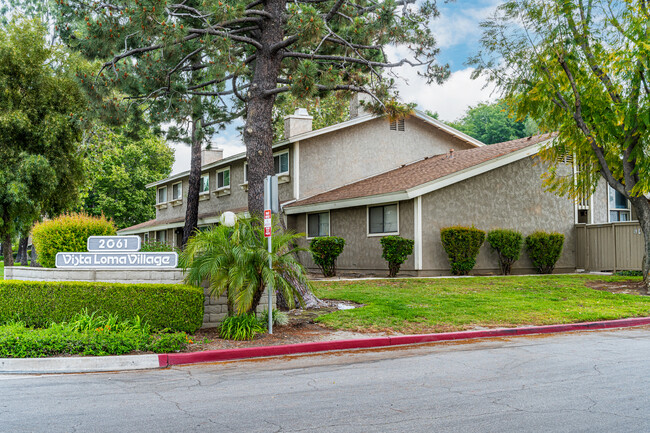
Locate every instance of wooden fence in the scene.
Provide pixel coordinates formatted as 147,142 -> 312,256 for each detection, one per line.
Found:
575,222 -> 644,272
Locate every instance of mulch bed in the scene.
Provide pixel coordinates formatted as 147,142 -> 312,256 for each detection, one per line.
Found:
584,279 -> 647,296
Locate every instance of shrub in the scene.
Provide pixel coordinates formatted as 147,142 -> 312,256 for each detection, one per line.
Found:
0,320 -> 188,358
615,270 -> 643,277
380,236 -> 414,277
440,226 -> 486,275
0,280 -> 204,333
486,229 -> 523,275
219,313 -> 266,341
140,240 -> 177,253
260,309 -> 290,327
309,236 -> 346,277
31,213 -> 117,268
525,231 -> 565,274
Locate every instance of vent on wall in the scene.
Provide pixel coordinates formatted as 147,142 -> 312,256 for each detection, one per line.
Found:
389,118 -> 405,131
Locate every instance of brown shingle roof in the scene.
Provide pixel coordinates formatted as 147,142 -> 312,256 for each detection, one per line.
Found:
286,134 -> 555,208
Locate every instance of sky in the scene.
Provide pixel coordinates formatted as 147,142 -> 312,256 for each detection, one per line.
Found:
170,0 -> 503,175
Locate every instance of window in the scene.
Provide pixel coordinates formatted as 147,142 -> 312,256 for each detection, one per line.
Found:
200,174 -> 210,193
244,163 -> 248,183
609,186 -> 631,222
307,212 -> 330,238
368,204 -> 398,235
143,233 -> 149,243
157,186 -> 167,204
274,151 -> 289,175
172,182 -> 182,201
157,230 -> 167,244
217,168 -> 230,189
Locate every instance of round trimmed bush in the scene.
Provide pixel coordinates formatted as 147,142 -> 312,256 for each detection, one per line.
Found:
486,229 -> 523,275
440,226 -> 486,275
380,236 -> 414,277
525,231 -> 565,274
309,236 -> 346,277
31,213 -> 116,268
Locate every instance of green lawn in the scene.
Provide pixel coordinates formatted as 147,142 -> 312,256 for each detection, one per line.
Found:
312,275 -> 650,334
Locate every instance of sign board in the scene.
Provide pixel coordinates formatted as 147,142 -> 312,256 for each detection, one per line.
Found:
87,236 -> 140,252
55,235 -> 177,269
264,175 -> 279,214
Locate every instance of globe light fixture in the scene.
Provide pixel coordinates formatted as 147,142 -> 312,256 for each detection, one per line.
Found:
220,211 -> 237,227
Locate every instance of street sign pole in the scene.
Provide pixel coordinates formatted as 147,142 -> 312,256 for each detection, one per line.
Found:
264,175 -> 279,334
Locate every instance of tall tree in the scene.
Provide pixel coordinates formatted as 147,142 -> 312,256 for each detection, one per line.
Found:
471,0 -> 650,287
448,100 -> 538,145
55,0 -> 448,216
0,19 -> 86,266
79,127 -> 174,229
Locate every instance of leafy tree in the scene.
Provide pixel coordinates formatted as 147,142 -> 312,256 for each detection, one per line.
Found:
447,101 -> 538,144
0,19 -> 86,266
55,0 -> 448,216
471,0 -> 650,287
179,215 -> 310,314
79,127 -> 174,229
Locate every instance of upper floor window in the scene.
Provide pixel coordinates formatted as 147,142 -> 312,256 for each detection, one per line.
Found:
172,181 -> 182,201
200,174 -> 210,193
274,151 -> 289,175
307,212 -> 330,238
217,167 -> 230,189
244,163 -> 248,183
157,186 -> 167,204
608,185 -> 631,222
368,204 -> 399,235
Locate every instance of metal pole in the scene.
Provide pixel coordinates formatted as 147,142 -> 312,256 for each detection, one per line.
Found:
268,236 -> 273,334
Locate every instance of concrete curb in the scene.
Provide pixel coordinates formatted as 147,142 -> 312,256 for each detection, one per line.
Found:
0,354 -> 160,374
159,317 -> 650,367
2,317 -> 649,374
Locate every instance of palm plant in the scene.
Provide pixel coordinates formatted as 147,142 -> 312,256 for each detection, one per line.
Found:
179,215 -> 310,315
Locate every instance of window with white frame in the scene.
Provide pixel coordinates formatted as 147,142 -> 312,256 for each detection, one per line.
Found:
608,185 -> 631,222
368,204 -> 399,235
307,212 -> 330,238
157,230 -> 167,244
172,182 -> 182,201
244,163 -> 248,183
274,151 -> 289,175
200,174 -> 210,193
157,186 -> 167,204
143,233 -> 149,243
217,167 -> 230,189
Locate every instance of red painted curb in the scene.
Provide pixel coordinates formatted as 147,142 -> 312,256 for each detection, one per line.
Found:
160,317 -> 650,367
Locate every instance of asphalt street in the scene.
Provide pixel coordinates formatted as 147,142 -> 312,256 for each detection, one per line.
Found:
2,327 -> 650,432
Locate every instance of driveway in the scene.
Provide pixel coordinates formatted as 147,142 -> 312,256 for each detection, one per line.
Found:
2,327 -> 649,432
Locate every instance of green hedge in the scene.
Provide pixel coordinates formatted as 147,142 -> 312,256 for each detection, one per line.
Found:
486,229 -> 523,275
380,235 -> 414,277
0,280 -> 204,333
525,231 -> 565,274
32,213 -> 117,268
440,226 -> 486,275
310,236 -> 346,277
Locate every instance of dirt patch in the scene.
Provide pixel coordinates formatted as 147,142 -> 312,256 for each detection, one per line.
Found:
585,279 -> 647,295
183,299 -> 378,352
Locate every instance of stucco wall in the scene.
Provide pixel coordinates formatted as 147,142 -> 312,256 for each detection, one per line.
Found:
419,156 -> 576,274
154,146 -> 295,222
297,117 -> 475,200
289,156 -> 576,276
290,200 -> 415,275
591,177 -> 609,224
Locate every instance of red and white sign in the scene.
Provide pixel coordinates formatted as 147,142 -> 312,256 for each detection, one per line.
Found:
264,209 -> 272,237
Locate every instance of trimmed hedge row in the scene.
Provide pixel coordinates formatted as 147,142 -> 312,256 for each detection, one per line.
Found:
0,280 -> 204,333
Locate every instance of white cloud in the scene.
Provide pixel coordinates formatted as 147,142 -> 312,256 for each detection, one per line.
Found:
433,1 -> 503,49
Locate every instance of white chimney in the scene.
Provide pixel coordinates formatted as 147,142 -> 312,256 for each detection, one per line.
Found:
201,148 -> 224,166
284,108 -> 313,139
349,93 -> 373,119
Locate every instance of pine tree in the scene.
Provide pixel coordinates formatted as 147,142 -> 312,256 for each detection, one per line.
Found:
55,0 -> 448,215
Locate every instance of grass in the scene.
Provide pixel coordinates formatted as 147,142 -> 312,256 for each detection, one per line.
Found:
0,261 -> 3,279
312,275 -> 650,334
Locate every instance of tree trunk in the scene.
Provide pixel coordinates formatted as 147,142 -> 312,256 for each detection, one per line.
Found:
630,196 -> 650,294
30,244 -> 40,267
16,237 -> 28,266
2,231 -> 13,267
243,0 -> 285,217
276,213 -> 327,310
182,115 -> 202,248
